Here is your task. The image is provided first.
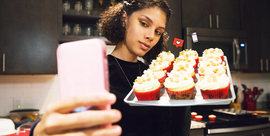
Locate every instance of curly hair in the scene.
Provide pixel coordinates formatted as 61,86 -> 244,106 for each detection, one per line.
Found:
97,0 -> 172,64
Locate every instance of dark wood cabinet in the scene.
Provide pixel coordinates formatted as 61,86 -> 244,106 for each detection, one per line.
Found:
0,0 -> 58,74
58,0 -> 119,44
182,0 -> 241,30
242,0 -> 270,73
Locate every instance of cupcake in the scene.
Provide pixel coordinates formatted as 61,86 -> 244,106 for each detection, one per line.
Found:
174,56 -> 197,71
150,51 -> 175,72
179,49 -> 199,66
172,63 -> 195,80
197,73 -> 230,99
164,72 -> 195,100
198,55 -> 223,67
203,48 -> 224,62
142,69 -> 167,87
198,61 -> 227,76
133,76 -> 161,101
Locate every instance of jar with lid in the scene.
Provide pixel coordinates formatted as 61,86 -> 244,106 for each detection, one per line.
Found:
75,1 -> 82,13
63,24 -> 71,35
73,24 -> 81,35
85,0 -> 93,15
63,0 -> 71,12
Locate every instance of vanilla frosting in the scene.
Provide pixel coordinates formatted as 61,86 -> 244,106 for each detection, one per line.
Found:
197,73 -> 229,90
198,64 -> 226,76
142,69 -> 166,80
179,49 -> 198,59
174,56 -> 196,68
164,72 -> 195,91
133,76 -> 160,92
149,59 -> 171,70
203,48 -> 224,58
173,63 -> 195,76
198,56 -> 223,67
157,51 -> 175,62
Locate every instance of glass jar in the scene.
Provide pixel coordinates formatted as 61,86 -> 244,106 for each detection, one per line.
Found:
85,0 -> 93,15
63,24 -> 71,35
75,1 -> 82,13
85,27 -> 92,36
73,24 -> 81,35
63,1 -> 71,12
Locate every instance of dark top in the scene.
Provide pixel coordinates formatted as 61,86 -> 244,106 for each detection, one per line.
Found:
29,55 -> 191,136
108,55 -> 191,136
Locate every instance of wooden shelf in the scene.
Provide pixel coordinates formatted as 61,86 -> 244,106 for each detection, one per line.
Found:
58,36 -> 114,45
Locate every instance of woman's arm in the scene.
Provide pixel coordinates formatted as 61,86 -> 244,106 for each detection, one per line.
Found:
31,92 -> 122,136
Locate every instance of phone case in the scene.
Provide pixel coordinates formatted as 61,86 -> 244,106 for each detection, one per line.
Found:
57,39 -> 109,111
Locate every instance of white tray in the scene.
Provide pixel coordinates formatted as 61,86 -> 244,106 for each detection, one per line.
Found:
124,56 -> 235,107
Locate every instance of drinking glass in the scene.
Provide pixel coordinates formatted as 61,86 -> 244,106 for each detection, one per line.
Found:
85,27 -> 92,36
85,0 -> 93,15
63,1 -> 71,12
75,1 -> 82,13
63,24 -> 71,35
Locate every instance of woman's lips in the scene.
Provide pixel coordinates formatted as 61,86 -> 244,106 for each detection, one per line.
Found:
140,42 -> 150,50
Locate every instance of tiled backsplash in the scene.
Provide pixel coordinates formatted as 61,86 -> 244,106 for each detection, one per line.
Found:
0,73 -> 269,116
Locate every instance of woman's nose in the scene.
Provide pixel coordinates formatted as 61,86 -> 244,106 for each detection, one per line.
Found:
145,31 -> 154,41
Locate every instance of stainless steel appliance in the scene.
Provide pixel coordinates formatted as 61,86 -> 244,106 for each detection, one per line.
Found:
191,108 -> 270,136
184,27 -> 248,71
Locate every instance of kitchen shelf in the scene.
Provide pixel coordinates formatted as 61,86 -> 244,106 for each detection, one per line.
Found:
59,36 -> 113,45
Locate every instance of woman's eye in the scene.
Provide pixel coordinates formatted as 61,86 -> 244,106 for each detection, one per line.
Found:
155,31 -> 162,35
140,21 -> 148,27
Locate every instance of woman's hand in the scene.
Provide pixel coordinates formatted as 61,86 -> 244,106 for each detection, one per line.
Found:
33,92 -> 122,136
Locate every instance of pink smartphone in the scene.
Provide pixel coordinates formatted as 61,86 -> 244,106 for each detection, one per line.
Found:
57,39 -> 110,112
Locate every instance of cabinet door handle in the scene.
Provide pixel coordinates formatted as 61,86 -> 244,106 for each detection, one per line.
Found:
3,54 -> 5,72
216,15 -> 219,28
260,59 -> 263,72
209,14 -> 212,28
266,59 -> 269,72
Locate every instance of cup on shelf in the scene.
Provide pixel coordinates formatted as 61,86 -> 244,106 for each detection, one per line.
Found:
63,24 -> 71,35
73,24 -> 81,35
85,0 -> 94,15
75,1 -> 82,14
63,1 -> 71,12
85,27 -> 92,36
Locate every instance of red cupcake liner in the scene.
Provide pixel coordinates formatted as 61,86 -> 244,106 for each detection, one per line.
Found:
195,57 -> 199,67
165,86 -> 195,100
163,61 -> 174,73
200,83 -> 230,99
158,74 -> 166,87
134,86 -> 161,101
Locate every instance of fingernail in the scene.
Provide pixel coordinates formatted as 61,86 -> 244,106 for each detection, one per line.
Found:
107,94 -> 115,103
114,126 -> 121,134
114,110 -> 121,119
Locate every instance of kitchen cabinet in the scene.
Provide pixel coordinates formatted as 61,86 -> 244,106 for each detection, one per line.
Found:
0,0 -> 58,74
58,0 -> 119,44
182,0 -> 241,30
242,0 -> 270,73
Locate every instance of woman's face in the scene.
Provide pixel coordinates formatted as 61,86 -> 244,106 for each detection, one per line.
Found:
124,7 -> 167,57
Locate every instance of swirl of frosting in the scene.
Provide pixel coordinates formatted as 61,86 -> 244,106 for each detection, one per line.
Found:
149,59 -> 171,70
197,73 -> 229,90
198,56 -> 223,67
142,69 -> 166,80
173,63 -> 195,75
179,49 -> 198,59
157,51 -> 175,62
203,48 -> 224,58
133,77 -> 160,92
164,73 -> 195,91
175,56 -> 196,68
198,64 -> 226,76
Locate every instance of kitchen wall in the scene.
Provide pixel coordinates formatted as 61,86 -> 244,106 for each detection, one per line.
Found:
0,46 -> 269,116
0,72 -> 269,116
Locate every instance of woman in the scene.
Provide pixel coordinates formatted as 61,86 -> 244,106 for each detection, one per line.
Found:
99,0 -> 190,135
30,0 -> 191,136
